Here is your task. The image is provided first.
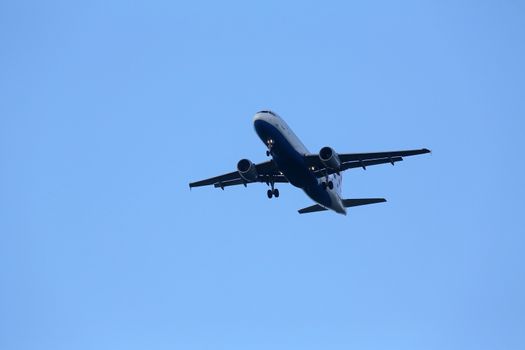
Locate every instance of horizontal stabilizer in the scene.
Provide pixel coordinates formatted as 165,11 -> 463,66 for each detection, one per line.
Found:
298,198 -> 386,214
342,198 -> 386,207
298,204 -> 328,214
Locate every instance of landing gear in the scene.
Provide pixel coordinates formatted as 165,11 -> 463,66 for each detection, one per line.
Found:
266,176 -> 279,199
321,181 -> 334,190
320,167 -> 334,191
266,139 -> 274,157
266,188 -> 279,199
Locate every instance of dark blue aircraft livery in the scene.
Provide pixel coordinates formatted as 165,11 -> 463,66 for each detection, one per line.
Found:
189,111 -> 430,215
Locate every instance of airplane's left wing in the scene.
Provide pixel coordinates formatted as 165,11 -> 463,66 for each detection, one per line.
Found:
304,148 -> 430,176
189,159 -> 287,189
337,148 -> 431,162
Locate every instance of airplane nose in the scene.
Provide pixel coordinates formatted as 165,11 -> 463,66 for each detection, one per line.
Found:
253,111 -> 271,124
253,113 -> 264,122
253,110 -> 276,122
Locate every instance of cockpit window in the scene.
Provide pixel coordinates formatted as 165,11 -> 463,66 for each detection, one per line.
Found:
258,110 -> 276,116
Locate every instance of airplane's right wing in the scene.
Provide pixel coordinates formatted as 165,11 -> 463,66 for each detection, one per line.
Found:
189,159 -> 288,190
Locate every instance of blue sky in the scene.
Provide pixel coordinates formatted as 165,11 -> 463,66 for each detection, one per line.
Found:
1,1 -> 524,349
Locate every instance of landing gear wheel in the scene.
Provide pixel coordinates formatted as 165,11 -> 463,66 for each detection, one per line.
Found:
266,139 -> 274,157
328,181 -> 334,190
273,188 -> 280,198
267,189 -> 273,199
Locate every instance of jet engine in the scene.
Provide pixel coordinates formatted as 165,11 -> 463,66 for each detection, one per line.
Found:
319,146 -> 341,170
237,159 -> 258,182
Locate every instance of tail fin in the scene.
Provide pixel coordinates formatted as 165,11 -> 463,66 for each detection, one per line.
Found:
298,198 -> 386,214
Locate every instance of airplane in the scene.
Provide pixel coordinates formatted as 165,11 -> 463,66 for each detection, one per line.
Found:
189,110 -> 430,215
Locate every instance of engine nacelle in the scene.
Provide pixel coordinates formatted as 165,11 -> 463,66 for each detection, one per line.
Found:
319,146 -> 341,170
237,159 -> 258,182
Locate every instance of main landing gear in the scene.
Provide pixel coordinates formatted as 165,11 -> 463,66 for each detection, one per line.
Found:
266,176 -> 279,199
321,169 -> 334,191
267,188 -> 279,199
321,181 -> 334,190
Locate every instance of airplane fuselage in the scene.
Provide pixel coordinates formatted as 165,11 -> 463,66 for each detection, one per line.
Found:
253,111 -> 347,214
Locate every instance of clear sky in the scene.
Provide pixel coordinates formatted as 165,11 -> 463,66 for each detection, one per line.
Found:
1,1 -> 524,349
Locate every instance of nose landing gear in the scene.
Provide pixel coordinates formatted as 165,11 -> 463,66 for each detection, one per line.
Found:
266,139 -> 274,157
